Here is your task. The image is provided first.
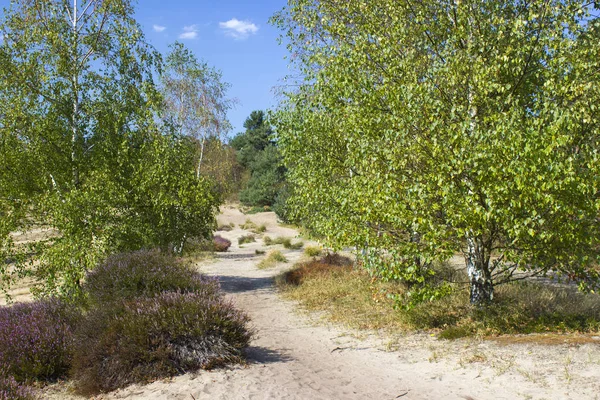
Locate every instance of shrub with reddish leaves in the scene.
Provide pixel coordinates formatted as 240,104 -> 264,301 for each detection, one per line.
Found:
72,291 -> 252,395
213,235 -> 232,252
0,298 -> 79,383
83,250 -> 220,305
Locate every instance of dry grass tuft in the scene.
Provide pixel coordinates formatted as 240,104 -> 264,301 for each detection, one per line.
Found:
257,250 -> 288,269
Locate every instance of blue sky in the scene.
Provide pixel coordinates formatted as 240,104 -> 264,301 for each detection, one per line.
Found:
0,0 -> 290,137
134,0 -> 290,137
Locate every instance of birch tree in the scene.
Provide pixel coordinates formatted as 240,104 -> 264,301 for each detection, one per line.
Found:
0,1 -> 219,298
272,0 -> 600,305
161,42 -> 234,178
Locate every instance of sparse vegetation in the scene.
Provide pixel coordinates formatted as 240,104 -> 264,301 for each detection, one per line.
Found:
263,236 -> 303,250
304,246 -> 322,257
257,250 -> 288,269
277,257 -> 600,337
238,234 -> 256,245
239,219 -> 257,231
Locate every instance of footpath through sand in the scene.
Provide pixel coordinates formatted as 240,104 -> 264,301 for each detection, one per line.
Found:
46,205 -> 599,400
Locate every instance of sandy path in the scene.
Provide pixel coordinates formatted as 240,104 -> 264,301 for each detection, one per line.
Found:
83,206 -> 599,400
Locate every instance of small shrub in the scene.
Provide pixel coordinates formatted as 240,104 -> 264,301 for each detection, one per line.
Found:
0,376 -> 36,400
72,291 -> 252,395
255,249 -> 266,255
238,234 -> 256,245
83,251 -> 220,305
183,237 -> 214,254
280,261 -> 350,286
257,250 -> 288,269
321,252 -> 354,266
304,246 -> 322,257
213,236 -> 232,252
263,236 -> 273,245
0,298 -> 80,383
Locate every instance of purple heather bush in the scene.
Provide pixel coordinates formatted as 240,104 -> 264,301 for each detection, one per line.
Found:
0,298 -> 79,383
72,290 -> 253,395
83,250 -> 220,305
0,376 -> 37,400
213,235 -> 232,252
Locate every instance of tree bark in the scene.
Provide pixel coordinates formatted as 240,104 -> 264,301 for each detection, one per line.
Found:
465,234 -> 493,305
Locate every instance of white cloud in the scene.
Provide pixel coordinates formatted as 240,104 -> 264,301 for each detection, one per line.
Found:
153,24 -> 166,33
179,25 -> 198,40
219,18 -> 259,40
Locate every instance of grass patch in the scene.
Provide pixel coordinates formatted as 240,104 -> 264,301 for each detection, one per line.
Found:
252,224 -> 267,234
239,219 -> 257,231
264,236 -> 303,250
257,250 -> 288,270
255,249 -> 266,255
238,234 -> 256,245
304,246 -> 323,257
277,257 -> 600,338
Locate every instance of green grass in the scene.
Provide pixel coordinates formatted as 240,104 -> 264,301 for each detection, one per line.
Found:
257,250 -> 288,269
277,258 -> 600,338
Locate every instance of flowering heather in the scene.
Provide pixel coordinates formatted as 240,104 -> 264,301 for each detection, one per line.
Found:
0,376 -> 36,400
72,291 -> 253,395
213,235 -> 232,252
84,250 -> 220,305
0,298 -> 79,382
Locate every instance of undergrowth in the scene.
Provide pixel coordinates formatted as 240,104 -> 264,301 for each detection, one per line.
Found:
277,257 -> 600,338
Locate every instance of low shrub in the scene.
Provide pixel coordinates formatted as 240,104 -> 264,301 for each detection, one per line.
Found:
0,376 -> 36,400
304,246 -> 322,257
0,298 -> 79,383
83,250 -> 220,306
263,236 -> 273,245
213,236 -> 232,252
257,250 -> 288,270
255,249 -> 266,255
72,291 -> 252,395
238,234 -> 256,245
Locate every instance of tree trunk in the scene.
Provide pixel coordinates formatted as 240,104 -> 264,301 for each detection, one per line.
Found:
465,234 -> 493,305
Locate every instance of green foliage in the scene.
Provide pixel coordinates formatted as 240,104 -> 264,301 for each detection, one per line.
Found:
0,1 -> 220,298
230,111 -> 274,168
272,0 -> 600,304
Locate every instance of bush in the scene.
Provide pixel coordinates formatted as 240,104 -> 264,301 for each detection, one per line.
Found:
263,236 -> 273,245
72,291 -> 252,395
239,218 -> 257,230
0,376 -> 36,400
83,250 -> 220,306
213,236 -> 231,252
0,298 -> 79,383
238,234 -> 256,245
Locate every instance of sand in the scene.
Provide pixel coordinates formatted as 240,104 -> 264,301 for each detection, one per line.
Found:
39,205 -> 600,399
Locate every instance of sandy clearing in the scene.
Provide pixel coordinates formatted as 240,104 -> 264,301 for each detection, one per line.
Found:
40,205 -> 600,399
